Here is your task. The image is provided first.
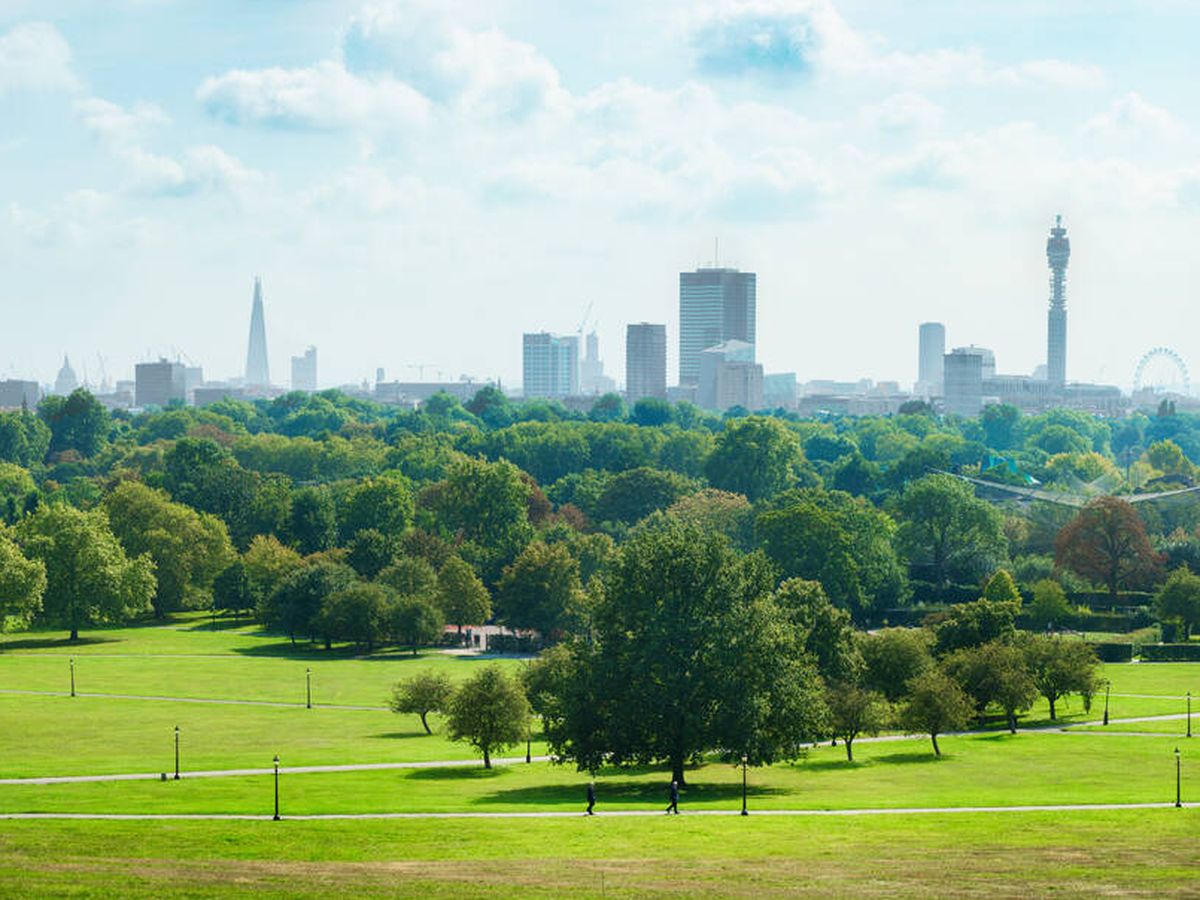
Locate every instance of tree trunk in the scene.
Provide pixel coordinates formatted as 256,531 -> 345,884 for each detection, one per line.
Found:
1048,696 -> 1057,720
483,747 -> 491,769
419,712 -> 431,735
671,755 -> 686,786
931,732 -> 941,757
411,644 -> 418,657
1007,711 -> 1017,734
69,627 -> 78,642
845,738 -> 854,762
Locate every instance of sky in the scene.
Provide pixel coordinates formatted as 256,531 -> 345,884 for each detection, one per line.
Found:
3,0 -> 1200,393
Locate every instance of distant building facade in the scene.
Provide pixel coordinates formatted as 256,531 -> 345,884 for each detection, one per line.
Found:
763,373 -> 798,410
135,359 -> 186,408
194,385 -> 245,407
245,276 -> 270,388
943,347 -> 986,417
679,267 -> 756,387
522,332 -> 579,398
698,340 -> 763,411
579,331 -> 616,395
0,380 -> 40,409
291,346 -> 318,392
625,322 -> 667,401
917,322 -> 946,397
53,355 -> 78,396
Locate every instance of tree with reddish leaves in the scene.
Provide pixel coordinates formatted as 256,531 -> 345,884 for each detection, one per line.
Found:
1054,497 -> 1162,603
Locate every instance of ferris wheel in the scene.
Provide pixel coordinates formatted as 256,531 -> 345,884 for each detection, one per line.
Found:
1132,347 -> 1191,395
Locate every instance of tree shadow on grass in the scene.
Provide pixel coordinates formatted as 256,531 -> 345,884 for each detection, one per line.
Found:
0,635 -> 116,652
407,765 -> 504,781
370,731 -> 437,741
803,750 -> 942,772
478,779 -> 788,807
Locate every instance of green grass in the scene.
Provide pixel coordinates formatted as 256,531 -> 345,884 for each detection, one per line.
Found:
1,811 -> 1198,897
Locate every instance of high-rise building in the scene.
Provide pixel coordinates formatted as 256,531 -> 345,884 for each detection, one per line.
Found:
291,346 -> 318,392
943,347 -> 986,417
523,332 -> 579,398
1046,215 -> 1070,390
0,380 -> 40,409
245,277 -> 270,388
917,322 -> 946,397
698,339 -> 763,411
579,331 -> 616,395
625,323 -> 667,401
135,359 -> 186,408
679,267 -> 756,386
53,355 -> 78,396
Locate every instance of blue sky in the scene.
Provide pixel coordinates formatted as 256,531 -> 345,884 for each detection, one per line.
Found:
3,0 -> 1199,391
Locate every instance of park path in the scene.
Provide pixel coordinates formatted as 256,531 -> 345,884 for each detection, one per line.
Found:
0,756 -> 553,786
0,801 -> 1186,821
0,688 -> 388,712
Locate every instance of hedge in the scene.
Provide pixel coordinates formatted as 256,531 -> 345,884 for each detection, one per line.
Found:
1088,642 -> 1135,663
1138,643 -> 1200,662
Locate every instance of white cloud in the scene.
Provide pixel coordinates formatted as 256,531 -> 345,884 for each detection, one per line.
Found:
74,97 -> 168,146
197,60 -> 430,131
1083,92 -> 1184,142
0,21 -> 79,95
687,1 -> 1104,89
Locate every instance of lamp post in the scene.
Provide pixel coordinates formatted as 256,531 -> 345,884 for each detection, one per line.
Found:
69,657 -> 75,698
1103,680 -> 1110,727
174,726 -> 181,780
740,755 -> 748,816
273,754 -> 281,821
1187,692 -> 1192,739
1176,747 -> 1182,808
306,668 -> 312,710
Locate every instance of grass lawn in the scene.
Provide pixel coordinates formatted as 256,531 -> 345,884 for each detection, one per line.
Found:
1,810 -> 1197,897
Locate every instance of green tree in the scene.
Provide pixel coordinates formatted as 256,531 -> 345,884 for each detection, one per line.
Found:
495,541 -> 582,639
212,560 -> 257,621
0,531 -> 46,630
631,397 -> 674,427
1054,497 -> 1161,602
347,528 -> 395,579
389,671 -> 455,734
0,411 -> 51,468
1020,635 -> 1100,720
898,668 -> 975,756
339,475 -> 413,541
315,581 -> 391,651
666,489 -> 753,550
982,570 -> 1021,603
593,467 -> 697,525
242,535 -> 304,605
896,474 -> 1007,591
103,481 -> 234,617
16,504 -> 155,640
1155,567 -> 1200,640
1027,579 -> 1072,631
289,486 -> 337,555
588,393 -> 626,423
932,597 -> 1020,655
826,682 -> 890,762
38,389 -> 110,458
773,578 -> 862,683
941,641 -> 1037,732
756,502 -> 864,617
446,665 -> 531,768
435,556 -> 492,633
261,561 -> 355,645
549,520 -> 827,783
389,595 -> 445,655
859,627 -> 934,702
379,556 -> 438,598
704,416 -> 802,501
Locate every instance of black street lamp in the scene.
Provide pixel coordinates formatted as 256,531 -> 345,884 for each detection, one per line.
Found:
273,754 -> 281,821
740,755 -> 748,816
1176,747 -> 1182,808
306,668 -> 312,710
69,657 -> 75,698
1187,692 -> 1192,740
174,726 -> 181,780
1103,680 -> 1110,726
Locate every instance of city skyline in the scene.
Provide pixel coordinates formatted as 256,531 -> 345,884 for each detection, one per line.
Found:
5,2 -> 1200,390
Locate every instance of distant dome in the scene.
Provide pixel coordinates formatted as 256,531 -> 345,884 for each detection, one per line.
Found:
54,355 -> 78,396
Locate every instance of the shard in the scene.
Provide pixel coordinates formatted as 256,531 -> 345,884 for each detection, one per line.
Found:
245,277 -> 270,388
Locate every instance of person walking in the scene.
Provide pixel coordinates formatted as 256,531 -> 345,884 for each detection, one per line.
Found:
586,782 -> 596,816
665,780 -> 679,815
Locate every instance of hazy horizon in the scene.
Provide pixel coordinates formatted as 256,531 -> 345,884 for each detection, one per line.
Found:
4,1 -> 1200,392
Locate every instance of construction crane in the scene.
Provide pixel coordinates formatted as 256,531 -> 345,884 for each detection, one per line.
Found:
577,301 -> 594,341
407,364 -> 434,381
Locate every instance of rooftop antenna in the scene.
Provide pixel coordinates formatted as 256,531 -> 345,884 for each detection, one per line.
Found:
714,236 -> 719,267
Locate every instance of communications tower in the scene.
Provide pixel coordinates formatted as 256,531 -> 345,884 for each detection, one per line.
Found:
1046,215 -> 1070,390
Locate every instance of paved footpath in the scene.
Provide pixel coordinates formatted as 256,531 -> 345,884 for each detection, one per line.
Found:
0,756 -> 553,786
0,802 -> 1186,822
0,688 -> 388,712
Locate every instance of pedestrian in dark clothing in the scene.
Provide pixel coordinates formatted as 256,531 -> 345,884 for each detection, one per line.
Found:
665,780 -> 679,814
586,782 -> 595,815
